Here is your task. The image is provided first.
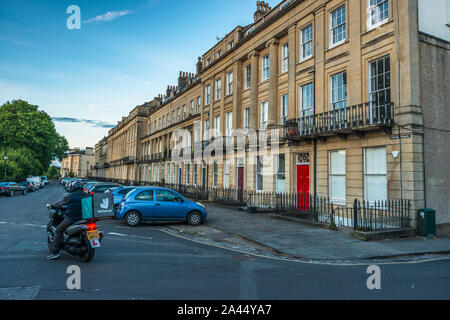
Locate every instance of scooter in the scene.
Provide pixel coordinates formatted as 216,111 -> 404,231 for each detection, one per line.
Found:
46,204 -> 103,262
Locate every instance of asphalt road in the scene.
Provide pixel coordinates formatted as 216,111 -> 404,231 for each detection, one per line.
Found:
0,183 -> 449,300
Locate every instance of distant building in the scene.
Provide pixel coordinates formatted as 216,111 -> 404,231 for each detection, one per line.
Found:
60,147 -> 94,178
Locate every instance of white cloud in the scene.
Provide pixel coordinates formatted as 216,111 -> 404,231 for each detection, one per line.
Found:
84,10 -> 133,24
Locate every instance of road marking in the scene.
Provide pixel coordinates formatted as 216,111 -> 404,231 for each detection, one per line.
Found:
107,232 -> 128,237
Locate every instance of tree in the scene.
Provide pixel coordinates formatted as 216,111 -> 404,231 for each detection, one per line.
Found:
0,100 -> 69,179
46,166 -> 60,181
0,147 -> 42,181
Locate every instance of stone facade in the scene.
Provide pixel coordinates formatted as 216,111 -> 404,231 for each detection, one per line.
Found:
93,0 -> 449,231
60,147 -> 94,178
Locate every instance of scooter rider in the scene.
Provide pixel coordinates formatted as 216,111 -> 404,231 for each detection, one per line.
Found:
47,181 -> 88,260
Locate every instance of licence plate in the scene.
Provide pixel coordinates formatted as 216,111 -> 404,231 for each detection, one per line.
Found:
87,230 -> 100,241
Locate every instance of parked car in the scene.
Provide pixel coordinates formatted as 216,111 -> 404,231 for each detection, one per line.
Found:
86,183 -> 121,194
116,187 -> 207,227
19,181 -> 35,192
0,182 -> 27,196
27,176 -> 42,189
106,186 -> 137,213
82,181 -> 97,193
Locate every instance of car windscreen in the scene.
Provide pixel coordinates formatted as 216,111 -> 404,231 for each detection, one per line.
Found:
123,189 -> 137,201
118,188 -> 133,195
94,185 -> 117,193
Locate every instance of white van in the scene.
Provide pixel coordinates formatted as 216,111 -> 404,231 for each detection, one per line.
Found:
27,176 -> 42,190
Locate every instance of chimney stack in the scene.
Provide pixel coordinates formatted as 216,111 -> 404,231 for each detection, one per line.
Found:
178,71 -> 189,88
254,1 -> 269,23
196,57 -> 202,75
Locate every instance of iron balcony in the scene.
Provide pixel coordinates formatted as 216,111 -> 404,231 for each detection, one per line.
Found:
283,102 -> 394,141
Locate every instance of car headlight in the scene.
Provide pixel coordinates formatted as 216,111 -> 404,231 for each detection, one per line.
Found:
196,202 -> 205,208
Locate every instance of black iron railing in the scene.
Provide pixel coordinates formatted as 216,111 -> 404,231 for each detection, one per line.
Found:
86,177 -> 410,231
284,102 -> 394,139
246,191 -> 410,231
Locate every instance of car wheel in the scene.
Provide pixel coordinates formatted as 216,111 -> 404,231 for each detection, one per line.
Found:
187,211 -> 203,226
125,211 -> 141,227
9,190 -> 14,197
23,190 -> 27,195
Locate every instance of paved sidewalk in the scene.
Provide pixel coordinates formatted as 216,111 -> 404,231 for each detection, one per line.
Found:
203,204 -> 450,261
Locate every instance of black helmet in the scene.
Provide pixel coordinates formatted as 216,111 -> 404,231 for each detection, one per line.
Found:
71,181 -> 84,192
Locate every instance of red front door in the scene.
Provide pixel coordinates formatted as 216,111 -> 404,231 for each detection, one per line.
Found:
237,167 -> 244,201
296,165 -> 310,210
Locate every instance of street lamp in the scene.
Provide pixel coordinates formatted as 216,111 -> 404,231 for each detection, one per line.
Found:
3,153 -> 8,180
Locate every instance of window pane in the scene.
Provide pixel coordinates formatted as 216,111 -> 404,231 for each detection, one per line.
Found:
136,190 -> 154,201
330,150 -> 346,174
365,175 -> 387,201
365,147 -> 386,174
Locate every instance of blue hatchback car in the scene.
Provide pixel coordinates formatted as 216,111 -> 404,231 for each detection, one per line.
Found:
116,187 -> 207,227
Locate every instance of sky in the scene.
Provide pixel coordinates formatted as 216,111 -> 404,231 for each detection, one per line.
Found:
0,0 -> 279,148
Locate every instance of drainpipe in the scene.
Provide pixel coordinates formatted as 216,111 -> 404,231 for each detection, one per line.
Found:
312,10 -> 317,198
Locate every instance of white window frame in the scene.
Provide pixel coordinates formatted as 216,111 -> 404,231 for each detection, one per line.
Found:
364,147 -> 387,203
329,5 -> 347,49
243,107 -> 250,133
276,154 -> 286,193
214,116 -> 221,137
196,96 -> 201,114
261,55 -> 270,82
281,43 -> 289,73
299,83 -> 314,117
204,119 -> 210,140
225,111 -> 233,137
280,94 -> 288,125
367,0 -> 389,30
300,24 -> 313,61
260,101 -> 268,130
205,85 -> 211,105
329,150 -> 346,204
330,71 -> 347,112
193,164 -> 198,187
244,65 -> 251,89
223,163 -> 230,189
368,55 -> 391,122
215,79 -> 221,100
190,100 -> 194,116
227,72 -> 233,95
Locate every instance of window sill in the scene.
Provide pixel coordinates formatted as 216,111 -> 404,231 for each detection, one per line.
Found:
330,199 -> 346,206
364,18 -> 392,34
299,55 -> 313,63
327,39 -> 347,51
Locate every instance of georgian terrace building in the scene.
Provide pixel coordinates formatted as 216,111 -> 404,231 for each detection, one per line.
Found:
95,0 -> 450,234
105,100 -> 161,183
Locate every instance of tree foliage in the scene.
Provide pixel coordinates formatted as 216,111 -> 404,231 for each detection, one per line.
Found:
0,100 -> 69,181
46,166 -> 61,181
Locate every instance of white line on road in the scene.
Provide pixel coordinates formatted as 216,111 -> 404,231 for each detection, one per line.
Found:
107,232 -> 128,237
